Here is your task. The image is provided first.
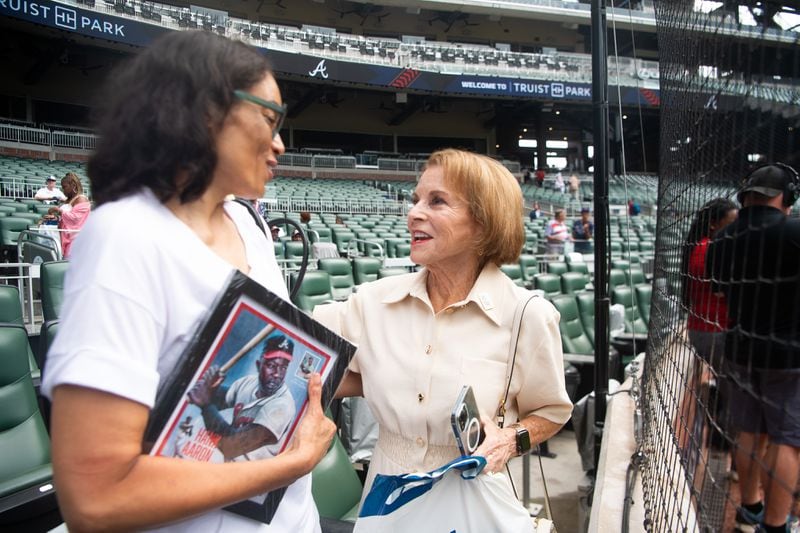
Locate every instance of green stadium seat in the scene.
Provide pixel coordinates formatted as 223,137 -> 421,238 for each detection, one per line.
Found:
500,264 -> 525,287
533,273 -> 562,299
0,217 -> 31,260
609,269 -> 627,289
561,272 -> 588,295
518,254 -> 538,284
611,259 -> 630,271
0,286 -> 38,384
612,286 -> 649,334
352,257 -> 382,285
0,324 -> 55,520
394,242 -> 411,258
626,268 -> 646,285
308,226 -> 333,244
378,267 -> 408,279
311,433 -> 362,522
550,295 -> 594,355
636,284 -> 652,324
41,261 -> 69,323
576,291 -> 595,345
317,258 -> 355,301
290,271 -> 333,313
284,241 -> 307,268
546,262 -> 568,275
332,230 -> 355,255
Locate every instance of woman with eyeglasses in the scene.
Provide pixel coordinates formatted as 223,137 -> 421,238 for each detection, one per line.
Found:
42,31 -> 335,532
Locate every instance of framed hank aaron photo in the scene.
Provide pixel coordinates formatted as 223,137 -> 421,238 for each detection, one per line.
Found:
143,270 -> 355,524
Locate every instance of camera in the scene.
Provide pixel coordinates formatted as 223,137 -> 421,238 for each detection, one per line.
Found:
450,385 -> 484,456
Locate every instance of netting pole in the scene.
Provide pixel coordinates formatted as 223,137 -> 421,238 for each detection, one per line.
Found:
591,0 -> 610,472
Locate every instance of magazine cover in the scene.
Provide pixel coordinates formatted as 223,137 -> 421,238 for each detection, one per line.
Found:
143,270 -> 355,524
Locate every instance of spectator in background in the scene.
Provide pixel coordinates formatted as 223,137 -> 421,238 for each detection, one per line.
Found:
568,173 -> 581,202
571,207 -> 594,253
300,211 -> 311,225
529,201 -> 542,221
628,198 -> 641,216
291,229 -> 304,242
545,208 -> 570,255
554,172 -> 565,194
46,172 -> 92,258
676,198 -> 737,479
35,175 -> 67,203
708,164 -> 800,533
535,168 -> 545,188
270,224 -> 281,242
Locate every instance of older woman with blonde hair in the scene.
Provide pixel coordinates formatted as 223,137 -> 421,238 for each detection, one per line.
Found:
314,148 -> 572,510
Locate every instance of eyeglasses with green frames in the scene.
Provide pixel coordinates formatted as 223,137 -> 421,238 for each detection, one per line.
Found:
233,90 -> 287,138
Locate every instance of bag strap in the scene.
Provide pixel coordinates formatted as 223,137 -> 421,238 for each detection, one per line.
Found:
496,292 -> 538,429
233,197 -> 267,235
497,291 -> 556,526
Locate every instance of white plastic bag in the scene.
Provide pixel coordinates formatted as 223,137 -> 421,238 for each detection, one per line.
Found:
354,456 -> 534,533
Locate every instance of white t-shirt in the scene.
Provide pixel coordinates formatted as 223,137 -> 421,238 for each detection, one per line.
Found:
35,186 -> 67,201
42,188 -> 319,533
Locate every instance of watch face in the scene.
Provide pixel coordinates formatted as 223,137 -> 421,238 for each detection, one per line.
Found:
517,427 -> 531,453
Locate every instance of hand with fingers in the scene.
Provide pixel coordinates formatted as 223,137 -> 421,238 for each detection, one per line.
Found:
473,416 -> 516,475
285,373 -> 336,472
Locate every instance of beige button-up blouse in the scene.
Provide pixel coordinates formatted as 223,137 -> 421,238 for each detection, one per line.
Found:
313,263 -> 573,494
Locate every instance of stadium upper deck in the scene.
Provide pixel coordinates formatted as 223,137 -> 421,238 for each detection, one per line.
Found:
0,0 -> 798,171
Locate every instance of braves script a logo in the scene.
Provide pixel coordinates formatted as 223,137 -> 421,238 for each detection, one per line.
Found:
308,60 -> 329,79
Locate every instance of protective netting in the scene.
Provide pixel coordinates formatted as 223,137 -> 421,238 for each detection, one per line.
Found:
640,2 -> 800,531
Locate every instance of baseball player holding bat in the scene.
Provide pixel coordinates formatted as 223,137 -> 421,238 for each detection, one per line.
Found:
187,329 -> 297,461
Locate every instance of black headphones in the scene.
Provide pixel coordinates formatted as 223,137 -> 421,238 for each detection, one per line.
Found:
738,162 -> 800,207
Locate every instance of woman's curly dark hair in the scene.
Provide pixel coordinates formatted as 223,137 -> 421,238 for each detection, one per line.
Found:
88,31 -> 273,206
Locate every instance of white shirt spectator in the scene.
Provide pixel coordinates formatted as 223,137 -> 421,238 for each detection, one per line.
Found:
35,178 -> 67,202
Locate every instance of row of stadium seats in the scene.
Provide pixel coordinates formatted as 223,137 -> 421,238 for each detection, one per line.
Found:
288,258 -> 410,312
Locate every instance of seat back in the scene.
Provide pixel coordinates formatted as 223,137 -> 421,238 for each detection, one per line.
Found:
560,272 -> 588,295
352,257 -> 382,285
576,291 -> 596,345
41,261 -> 69,323
550,295 -> 594,354
332,230 -> 355,254
0,217 -> 32,249
626,268 -> 646,285
545,261 -> 568,275
518,254 -> 538,282
378,267 -> 408,279
317,258 -> 355,301
394,242 -> 411,258
0,325 -> 52,499
290,271 -> 333,313
309,226 -> 332,244
499,264 -> 525,287
635,283 -> 652,324
283,241 -> 308,268
611,286 -> 648,334
608,268 -> 626,289
311,434 -> 363,520
533,273 -> 562,299
0,285 -> 24,325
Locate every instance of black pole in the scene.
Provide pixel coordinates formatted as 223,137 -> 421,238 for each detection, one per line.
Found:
591,0 -> 610,472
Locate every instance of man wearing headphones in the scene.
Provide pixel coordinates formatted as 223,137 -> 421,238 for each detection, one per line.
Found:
707,163 -> 800,533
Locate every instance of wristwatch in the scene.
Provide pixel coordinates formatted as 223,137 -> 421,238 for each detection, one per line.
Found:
510,423 -> 531,455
